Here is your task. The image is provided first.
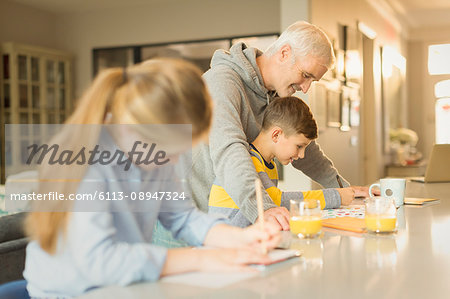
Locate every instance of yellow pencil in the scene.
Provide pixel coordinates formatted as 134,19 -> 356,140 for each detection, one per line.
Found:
255,178 -> 267,254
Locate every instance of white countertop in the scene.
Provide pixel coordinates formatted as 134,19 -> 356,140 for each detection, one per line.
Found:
79,181 -> 450,299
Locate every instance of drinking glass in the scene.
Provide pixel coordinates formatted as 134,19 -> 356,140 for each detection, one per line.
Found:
365,196 -> 397,233
290,199 -> 322,238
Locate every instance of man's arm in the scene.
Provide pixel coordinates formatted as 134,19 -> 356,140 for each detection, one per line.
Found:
291,140 -> 350,188
205,71 -> 277,223
291,141 -> 372,197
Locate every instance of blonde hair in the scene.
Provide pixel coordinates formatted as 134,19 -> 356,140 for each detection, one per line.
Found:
265,21 -> 335,69
26,58 -> 212,253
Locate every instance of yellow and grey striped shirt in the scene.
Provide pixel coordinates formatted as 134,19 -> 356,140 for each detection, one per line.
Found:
208,144 -> 341,227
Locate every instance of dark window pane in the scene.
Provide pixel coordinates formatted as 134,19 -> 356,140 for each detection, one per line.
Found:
31,57 -> 39,81
32,86 -> 40,108
47,87 -> 55,108
48,113 -> 57,124
18,55 -> 27,80
141,40 -> 229,73
59,88 -> 65,110
3,55 -> 9,79
231,35 -> 278,50
4,112 -> 10,124
93,48 -> 134,76
19,84 -> 28,108
46,60 -> 55,83
58,61 -> 65,84
19,113 -> 28,123
3,84 -> 10,108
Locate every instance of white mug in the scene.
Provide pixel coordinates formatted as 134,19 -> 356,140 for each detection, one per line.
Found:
369,178 -> 406,207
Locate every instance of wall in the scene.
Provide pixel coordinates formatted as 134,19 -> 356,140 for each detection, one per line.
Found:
277,0 -> 314,191
408,26 -> 450,159
53,0 -> 280,98
0,0 -> 58,48
277,0 -> 404,187
309,0 -> 408,185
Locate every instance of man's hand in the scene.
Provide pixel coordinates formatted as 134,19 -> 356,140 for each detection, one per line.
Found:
336,187 -> 355,206
351,185 -> 379,197
257,207 -> 290,231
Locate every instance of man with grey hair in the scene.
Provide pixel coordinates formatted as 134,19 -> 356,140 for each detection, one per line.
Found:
191,21 -> 369,230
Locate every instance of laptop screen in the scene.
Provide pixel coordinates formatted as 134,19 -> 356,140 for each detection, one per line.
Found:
425,144 -> 450,182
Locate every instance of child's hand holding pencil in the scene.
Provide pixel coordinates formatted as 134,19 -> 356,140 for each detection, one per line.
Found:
251,179 -> 281,254
202,179 -> 281,257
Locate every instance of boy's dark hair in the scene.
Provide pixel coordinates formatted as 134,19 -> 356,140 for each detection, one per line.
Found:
261,97 -> 318,139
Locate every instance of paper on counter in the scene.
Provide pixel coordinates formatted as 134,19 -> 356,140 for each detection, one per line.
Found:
404,197 -> 440,205
161,271 -> 257,289
160,249 -> 300,288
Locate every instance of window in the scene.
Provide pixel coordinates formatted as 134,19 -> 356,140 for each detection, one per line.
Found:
435,80 -> 450,144
92,34 -> 279,77
428,44 -> 450,75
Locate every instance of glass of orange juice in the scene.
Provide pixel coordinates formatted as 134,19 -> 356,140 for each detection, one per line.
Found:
365,197 -> 397,233
290,199 -> 322,238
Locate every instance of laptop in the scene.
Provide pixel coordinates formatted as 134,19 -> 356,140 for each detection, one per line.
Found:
411,144 -> 450,183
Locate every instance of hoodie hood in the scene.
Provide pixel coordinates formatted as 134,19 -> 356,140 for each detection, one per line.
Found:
210,42 -> 270,101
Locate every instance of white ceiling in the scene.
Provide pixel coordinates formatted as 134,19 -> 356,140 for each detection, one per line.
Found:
389,0 -> 450,28
9,0 -> 450,29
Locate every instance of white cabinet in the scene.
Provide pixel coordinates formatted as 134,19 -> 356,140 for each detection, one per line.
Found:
0,42 -> 72,183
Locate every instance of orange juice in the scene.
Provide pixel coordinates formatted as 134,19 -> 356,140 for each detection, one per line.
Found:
365,215 -> 396,232
290,216 -> 322,237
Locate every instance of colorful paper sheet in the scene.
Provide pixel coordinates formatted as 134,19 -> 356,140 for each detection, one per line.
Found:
321,205 -> 365,219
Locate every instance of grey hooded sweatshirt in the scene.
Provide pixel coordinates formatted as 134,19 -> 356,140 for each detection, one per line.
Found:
190,42 -> 349,223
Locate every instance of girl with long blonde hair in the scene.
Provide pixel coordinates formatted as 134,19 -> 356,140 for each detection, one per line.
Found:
24,58 -> 280,298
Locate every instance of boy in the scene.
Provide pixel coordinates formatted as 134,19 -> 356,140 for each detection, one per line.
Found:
208,97 -> 354,227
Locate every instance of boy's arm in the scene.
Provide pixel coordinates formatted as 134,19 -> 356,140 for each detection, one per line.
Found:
252,157 -> 341,210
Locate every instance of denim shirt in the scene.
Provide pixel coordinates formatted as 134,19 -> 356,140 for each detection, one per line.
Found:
23,131 -> 226,298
